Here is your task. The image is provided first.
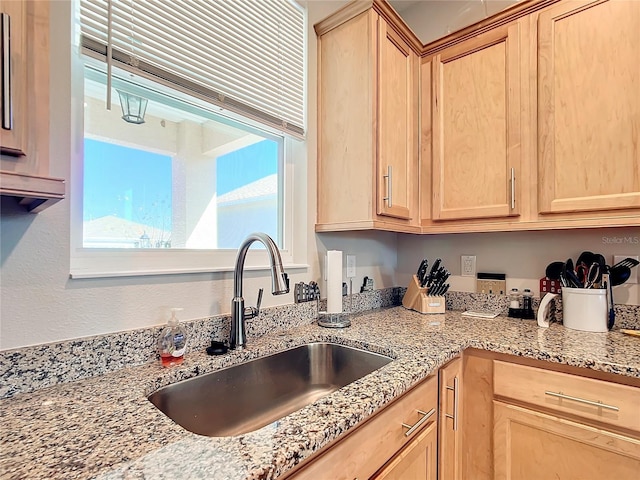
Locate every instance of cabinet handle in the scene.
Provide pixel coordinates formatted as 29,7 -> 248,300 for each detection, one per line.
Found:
383,165 -> 392,208
544,391 -> 619,412
510,167 -> 515,210
445,376 -> 459,431
1,13 -> 11,130
402,407 -> 435,437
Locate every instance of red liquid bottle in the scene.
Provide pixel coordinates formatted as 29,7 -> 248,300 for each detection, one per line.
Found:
158,308 -> 187,367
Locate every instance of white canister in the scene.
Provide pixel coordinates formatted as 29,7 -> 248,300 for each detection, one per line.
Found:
562,287 -> 608,333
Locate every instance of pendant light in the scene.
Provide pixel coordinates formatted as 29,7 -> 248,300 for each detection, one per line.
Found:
116,89 -> 148,124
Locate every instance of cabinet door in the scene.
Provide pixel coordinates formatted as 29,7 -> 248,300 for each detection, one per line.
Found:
317,10 -> 376,228
0,0 -> 28,156
432,23 -> 521,221
538,0 -> 640,214
371,418 -> 437,480
377,18 -> 417,221
439,357 -> 463,480
494,401 -> 640,480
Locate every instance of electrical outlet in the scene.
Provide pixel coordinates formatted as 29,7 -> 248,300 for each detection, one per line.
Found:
476,273 -> 507,294
614,255 -> 639,284
346,255 -> 356,278
461,255 -> 476,277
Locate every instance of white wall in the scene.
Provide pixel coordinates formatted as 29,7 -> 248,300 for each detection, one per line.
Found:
397,228 -> 640,305
0,0 -> 398,350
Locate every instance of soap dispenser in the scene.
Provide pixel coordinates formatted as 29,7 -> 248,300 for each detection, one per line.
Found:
158,308 -> 187,367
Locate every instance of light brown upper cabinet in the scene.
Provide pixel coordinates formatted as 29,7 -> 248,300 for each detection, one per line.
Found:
428,22 -> 523,222
0,0 -> 64,212
315,2 -> 420,233
537,0 -> 640,216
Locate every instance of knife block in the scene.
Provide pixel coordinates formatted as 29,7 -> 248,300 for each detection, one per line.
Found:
402,275 -> 446,314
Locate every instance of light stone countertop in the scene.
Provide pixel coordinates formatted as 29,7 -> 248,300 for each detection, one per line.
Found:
1,307 -> 639,480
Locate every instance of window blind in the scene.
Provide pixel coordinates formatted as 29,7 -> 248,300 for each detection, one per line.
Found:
80,0 -> 305,137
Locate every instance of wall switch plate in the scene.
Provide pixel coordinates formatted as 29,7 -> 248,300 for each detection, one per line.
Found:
614,255 -> 639,284
346,255 -> 356,278
461,255 -> 476,277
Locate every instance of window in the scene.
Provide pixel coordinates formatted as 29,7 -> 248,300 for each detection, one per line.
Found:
83,69 -> 284,251
71,0 -> 306,278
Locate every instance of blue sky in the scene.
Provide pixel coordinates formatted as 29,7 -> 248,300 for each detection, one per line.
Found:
84,138 -> 278,230
216,139 -> 278,195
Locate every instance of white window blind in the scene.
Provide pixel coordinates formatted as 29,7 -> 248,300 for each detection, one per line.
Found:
79,0 -> 305,137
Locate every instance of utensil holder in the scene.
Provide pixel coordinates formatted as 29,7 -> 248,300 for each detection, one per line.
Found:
562,287 -> 608,332
402,275 -> 446,314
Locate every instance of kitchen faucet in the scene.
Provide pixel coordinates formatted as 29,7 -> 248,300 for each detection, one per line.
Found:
230,232 -> 289,350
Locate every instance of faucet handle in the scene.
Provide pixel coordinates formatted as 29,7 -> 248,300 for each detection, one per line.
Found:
255,288 -> 263,313
245,288 -> 264,320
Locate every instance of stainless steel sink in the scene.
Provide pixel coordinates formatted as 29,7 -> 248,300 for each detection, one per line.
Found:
148,342 -> 392,437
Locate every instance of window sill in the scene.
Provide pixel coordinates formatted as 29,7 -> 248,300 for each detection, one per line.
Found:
69,263 -> 309,279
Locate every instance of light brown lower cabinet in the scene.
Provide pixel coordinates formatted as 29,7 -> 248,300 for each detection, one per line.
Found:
490,353 -> 640,480
286,374 -> 438,480
494,401 -> 640,480
371,418 -> 438,480
438,357 -> 463,480
287,351 -> 640,480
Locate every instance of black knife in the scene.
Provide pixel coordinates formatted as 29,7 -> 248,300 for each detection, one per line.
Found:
439,270 -> 451,287
426,258 -> 441,289
417,259 -> 428,286
431,266 -> 446,290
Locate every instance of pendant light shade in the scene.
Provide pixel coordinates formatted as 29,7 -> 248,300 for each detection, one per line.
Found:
116,89 -> 148,124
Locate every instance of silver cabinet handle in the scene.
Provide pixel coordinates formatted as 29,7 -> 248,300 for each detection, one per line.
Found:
1,13 -> 11,130
383,165 -> 392,208
544,391 -> 619,412
445,376 -> 460,431
402,407 -> 435,437
510,167 -> 515,210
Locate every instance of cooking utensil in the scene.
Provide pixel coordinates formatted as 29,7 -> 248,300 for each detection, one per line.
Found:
576,251 -> 595,269
620,329 -> 640,338
545,261 -> 565,281
593,254 -> 606,285
610,265 -> 631,286
603,272 -> 615,330
584,262 -> 600,289
564,263 -> 582,288
575,263 -> 588,285
612,257 -> 640,269
565,258 -> 574,274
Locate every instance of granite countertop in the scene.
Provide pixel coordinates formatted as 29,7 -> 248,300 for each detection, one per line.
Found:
2,307 -> 640,480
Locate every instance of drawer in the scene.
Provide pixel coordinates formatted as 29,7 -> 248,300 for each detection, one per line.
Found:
494,361 -> 640,433
290,374 -> 438,480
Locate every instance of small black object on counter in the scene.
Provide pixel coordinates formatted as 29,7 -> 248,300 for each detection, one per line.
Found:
360,276 -> 374,293
206,340 -> 229,356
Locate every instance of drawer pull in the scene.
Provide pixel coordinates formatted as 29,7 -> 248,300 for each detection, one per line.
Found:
544,391 -> 619,412
383,165 -> 392,208
445,376 -> 460,431
510,167 -> 516,210
2,13 -> 11,130
402,408 -> 435,437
